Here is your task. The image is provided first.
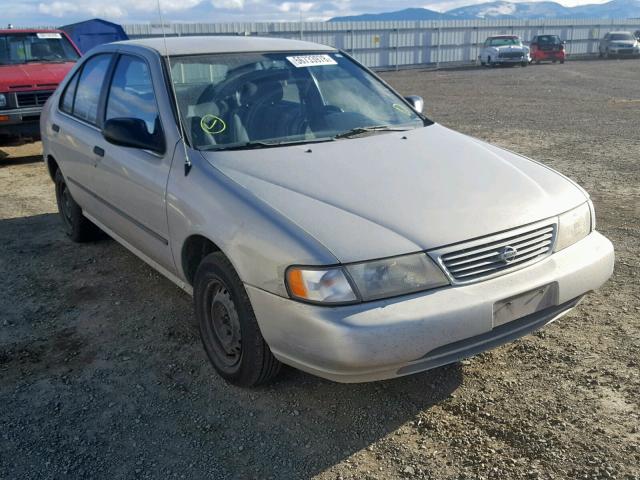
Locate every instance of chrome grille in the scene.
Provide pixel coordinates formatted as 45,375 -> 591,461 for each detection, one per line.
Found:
499,51 -> 524,59
435,223 -> 556,284
16,90 -> 54,108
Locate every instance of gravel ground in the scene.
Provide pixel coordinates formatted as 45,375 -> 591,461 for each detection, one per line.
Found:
1,59 -> 639,480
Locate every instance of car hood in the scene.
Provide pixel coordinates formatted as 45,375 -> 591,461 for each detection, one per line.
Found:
202,124 -> 587,264
0,62 -> 75,91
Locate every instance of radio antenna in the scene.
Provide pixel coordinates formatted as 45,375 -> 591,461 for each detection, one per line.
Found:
156,0 -> 192,175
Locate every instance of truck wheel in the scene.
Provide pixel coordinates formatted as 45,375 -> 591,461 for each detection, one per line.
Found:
54,169 -> 100,242
194,252 -> 281,387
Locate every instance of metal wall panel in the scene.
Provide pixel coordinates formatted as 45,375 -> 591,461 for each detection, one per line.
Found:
63,18 -> 640,69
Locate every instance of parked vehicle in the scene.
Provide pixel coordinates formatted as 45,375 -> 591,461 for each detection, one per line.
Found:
598,31 -> 640,58
41,37 -> 614,387
635,30 -> 640,41
530,35 -> 566,64
479,35 -> 530,67
0,29 -> 80,139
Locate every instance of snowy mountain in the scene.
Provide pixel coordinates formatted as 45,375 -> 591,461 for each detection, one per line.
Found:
447,1 -> 571,19
329,8 -> 451,22
328,0 -> 640,21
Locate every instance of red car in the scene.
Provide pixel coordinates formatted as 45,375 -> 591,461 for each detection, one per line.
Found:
530,35 -> 566,64
0,29 -> 80,139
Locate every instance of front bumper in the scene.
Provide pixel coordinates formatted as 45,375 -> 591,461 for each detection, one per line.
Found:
609,48 -> 640,56
0,106 -> 43,137
247,231 -> 614,383
497,57 -> 526,64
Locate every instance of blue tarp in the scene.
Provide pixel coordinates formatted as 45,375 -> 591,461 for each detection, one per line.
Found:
59,19 -> 128,54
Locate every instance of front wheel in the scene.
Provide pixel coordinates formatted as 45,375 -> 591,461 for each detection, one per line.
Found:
54,169 -> 100,242
194,252 -> 281,387
521,61 -> 528,67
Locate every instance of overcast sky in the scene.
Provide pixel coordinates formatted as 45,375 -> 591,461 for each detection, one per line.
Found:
5,0 -> 611,26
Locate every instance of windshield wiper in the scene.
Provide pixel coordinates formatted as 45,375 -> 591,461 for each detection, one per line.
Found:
334,125 -> 410,139
204,137 -> 335,152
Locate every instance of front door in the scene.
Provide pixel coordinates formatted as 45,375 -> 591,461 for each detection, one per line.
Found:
93,53 -> 176,273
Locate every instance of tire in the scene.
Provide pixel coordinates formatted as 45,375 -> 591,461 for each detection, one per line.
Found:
605,49 -> 610,59
194,252 -> 281,387
560,60 -> 565,64
54,169 -> 100,242
535,60 -> 541,65
487,56 -> 493,67
521,61 -> 528,67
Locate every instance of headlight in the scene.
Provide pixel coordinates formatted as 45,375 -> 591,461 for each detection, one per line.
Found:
0,94 -> 7,108
345,253 -> 448,301
286,267 -> 357,304
555,202 -> 592,252
286,253 -> 449,305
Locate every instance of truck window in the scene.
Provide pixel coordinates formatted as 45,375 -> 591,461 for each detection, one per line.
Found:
0,32 -> 79,65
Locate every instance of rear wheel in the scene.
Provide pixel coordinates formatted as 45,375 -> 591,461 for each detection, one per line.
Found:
194,252 -> 281,387
54,169 -> 100,242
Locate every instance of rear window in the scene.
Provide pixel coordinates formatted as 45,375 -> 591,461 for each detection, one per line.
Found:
0,32 -> 79,65
536,35 -> 561,45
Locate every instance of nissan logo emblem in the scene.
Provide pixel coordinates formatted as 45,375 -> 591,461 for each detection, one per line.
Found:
499,246 -> 518,263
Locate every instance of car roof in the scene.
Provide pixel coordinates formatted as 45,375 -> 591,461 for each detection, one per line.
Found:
0,28 -> 65,34
607,31 -> 632,35
113,36 -> 335,56
488,35 -> 519,38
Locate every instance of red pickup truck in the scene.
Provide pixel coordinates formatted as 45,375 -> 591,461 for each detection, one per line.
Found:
0,29 -> 80,139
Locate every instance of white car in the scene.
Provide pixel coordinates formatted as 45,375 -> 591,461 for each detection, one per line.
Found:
480,35 -> 530,67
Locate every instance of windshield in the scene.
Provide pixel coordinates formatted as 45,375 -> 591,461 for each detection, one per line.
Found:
610,33 -> 634,41
169,52 -> 426,151
488,37 -> 521,47
0,32 -> 79,65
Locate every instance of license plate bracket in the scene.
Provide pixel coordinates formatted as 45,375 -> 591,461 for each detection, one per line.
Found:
493,283 -> 558,328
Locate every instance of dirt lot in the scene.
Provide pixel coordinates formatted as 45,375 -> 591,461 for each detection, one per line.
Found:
1,59 -> 639,480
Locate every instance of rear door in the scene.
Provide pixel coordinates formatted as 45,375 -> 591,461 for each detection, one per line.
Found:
50,53 -> 114,218
92,53 -> 176,273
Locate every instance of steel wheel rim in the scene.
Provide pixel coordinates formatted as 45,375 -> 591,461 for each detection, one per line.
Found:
204,280 -> 242,369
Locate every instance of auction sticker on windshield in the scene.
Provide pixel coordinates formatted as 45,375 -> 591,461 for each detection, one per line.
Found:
287,55 -> 337,68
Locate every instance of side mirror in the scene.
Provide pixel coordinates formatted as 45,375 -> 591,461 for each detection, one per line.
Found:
103,117 -> 165,154
404,95 -> 424,114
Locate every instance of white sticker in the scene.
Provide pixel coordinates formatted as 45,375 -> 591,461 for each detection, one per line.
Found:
286,54 -> 337,68
36,33 -> 62,39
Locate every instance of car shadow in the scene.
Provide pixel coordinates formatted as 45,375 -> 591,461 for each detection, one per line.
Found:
0,146 -> 42,167
0,212 -> 464,479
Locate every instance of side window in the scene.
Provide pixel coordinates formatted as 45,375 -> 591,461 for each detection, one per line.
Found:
73,54 -> 112,125
106,55 -> 160,136
60,70 -> 80,114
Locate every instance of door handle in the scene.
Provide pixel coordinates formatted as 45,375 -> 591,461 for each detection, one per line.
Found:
93,146 -> 105,157
52,123 -> 60,132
